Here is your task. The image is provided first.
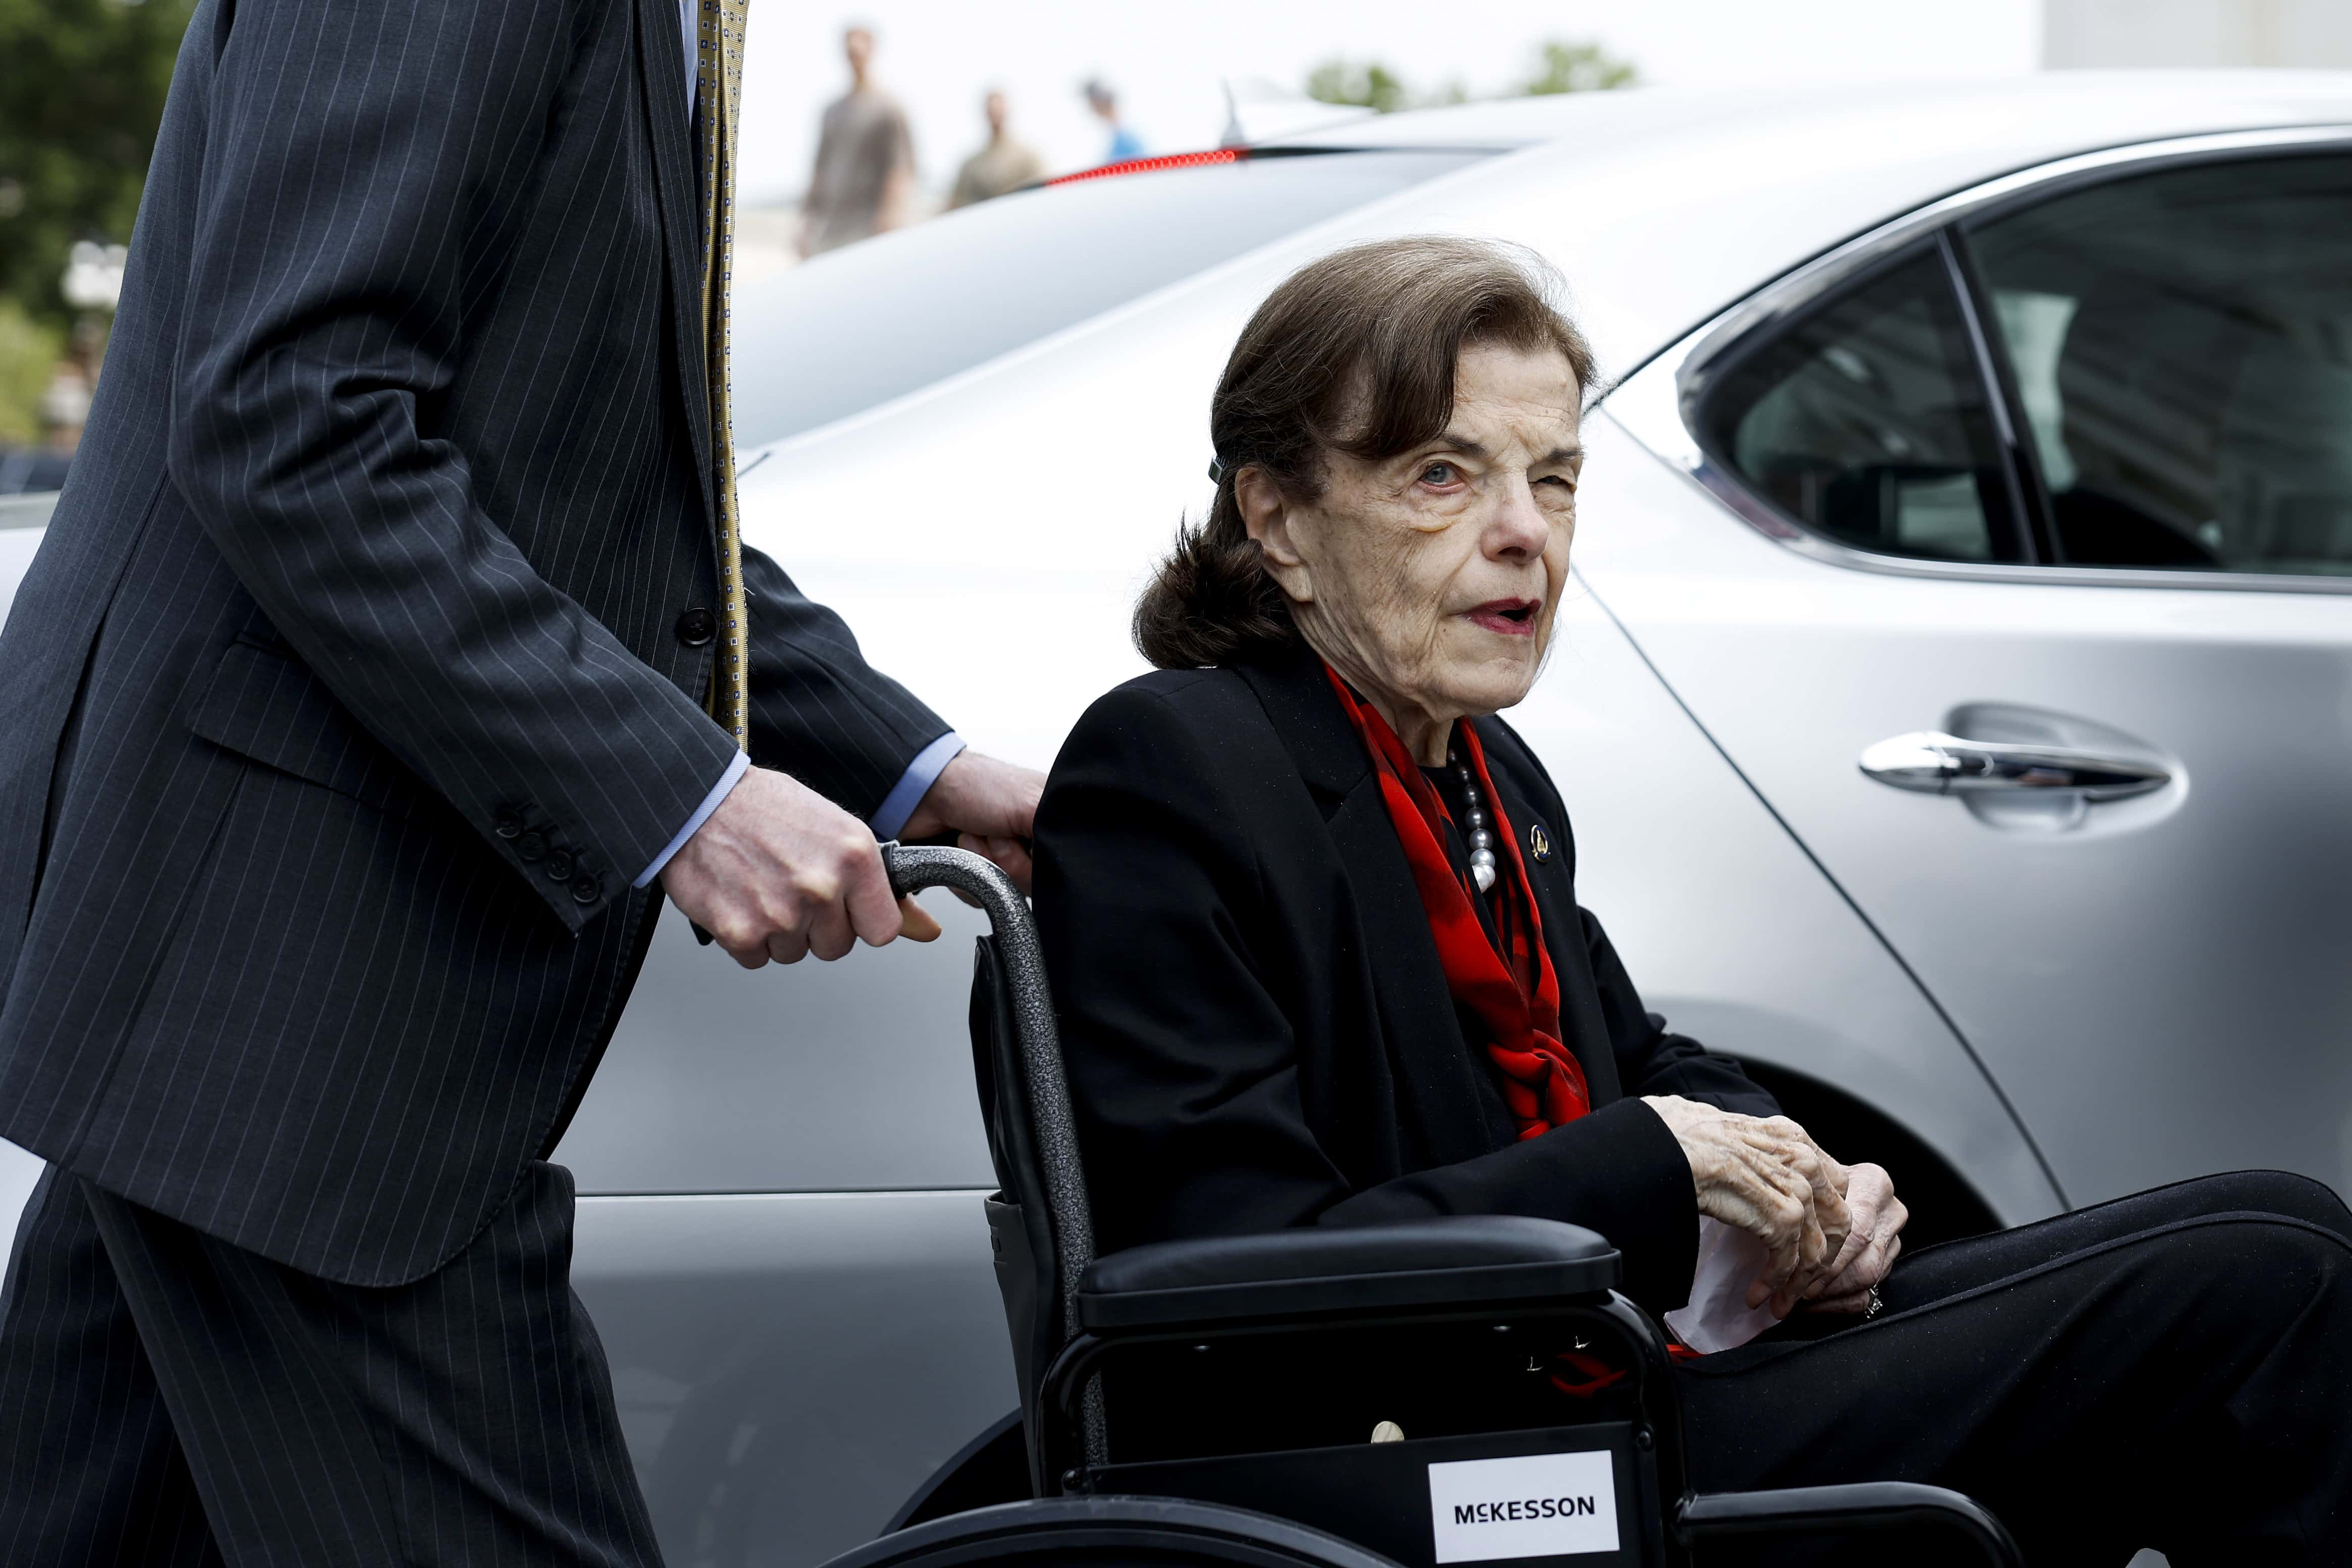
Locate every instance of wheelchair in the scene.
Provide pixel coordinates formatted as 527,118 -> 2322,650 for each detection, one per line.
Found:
816,845 -> 2025,1568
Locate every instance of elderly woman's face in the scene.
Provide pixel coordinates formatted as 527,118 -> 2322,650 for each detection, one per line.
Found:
1242,342 -> 1582,761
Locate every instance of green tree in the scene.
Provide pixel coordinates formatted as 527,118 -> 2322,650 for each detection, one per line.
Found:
0,301 -> 63,446
1306,38 -> 1635,119
0,0 -> 193,328
0,0 -> 191,442
1305,58 -> 1416,115
1519,39 -> 1640,96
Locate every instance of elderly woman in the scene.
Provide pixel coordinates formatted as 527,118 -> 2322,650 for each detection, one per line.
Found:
1032,237 -> 2352,1563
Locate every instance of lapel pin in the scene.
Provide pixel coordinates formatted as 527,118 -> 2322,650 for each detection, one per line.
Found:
1528,822 -> 1553,863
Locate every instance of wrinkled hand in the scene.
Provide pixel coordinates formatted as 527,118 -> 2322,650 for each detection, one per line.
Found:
661,765 -> 939,968
1801,1161 -> 1906,1314
899,749 -> 1045,894
1643,1095 -> 1852,1318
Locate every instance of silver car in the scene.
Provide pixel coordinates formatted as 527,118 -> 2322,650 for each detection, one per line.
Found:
5,71 -> 2348,1567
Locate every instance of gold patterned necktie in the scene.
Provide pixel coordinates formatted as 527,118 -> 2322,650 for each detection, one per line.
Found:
696,0 -> 751,747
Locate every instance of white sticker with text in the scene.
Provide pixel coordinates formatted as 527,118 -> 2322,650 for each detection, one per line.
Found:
1427,1448 -> 1619,1562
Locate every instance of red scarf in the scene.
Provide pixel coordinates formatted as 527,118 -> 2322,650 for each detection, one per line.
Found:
1322,665 -> 1591,1138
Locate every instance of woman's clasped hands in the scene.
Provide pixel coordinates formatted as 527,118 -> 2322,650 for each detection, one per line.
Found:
1642,1095 -> 1907,1319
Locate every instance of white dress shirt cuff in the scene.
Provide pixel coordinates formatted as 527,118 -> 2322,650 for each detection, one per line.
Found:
634,749 -> 750,888
868,732 -> 967,843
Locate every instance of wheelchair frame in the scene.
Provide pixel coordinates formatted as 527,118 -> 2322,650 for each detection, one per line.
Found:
854,843 -> 2023,1568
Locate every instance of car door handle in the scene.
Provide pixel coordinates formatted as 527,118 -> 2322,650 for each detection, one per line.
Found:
1858,731 -> 2171,801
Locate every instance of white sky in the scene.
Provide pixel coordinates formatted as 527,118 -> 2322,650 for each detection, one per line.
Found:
737,0 -> 2045,204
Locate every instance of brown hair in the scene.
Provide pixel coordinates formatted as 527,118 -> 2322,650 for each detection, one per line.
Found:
1133,236 -> 1597,670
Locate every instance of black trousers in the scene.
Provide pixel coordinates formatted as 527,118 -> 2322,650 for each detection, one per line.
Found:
1678,1170 -> 2352,1566
0,1160 -> 662,1566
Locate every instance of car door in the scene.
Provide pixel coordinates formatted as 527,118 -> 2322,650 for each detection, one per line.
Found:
1584,131 -> 2352,1210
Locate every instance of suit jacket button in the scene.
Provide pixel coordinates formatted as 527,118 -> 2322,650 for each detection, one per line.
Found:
675,607 -> 716,647
546,849 -> 576,881
571,873 -> 603,905
494,806 -> 524,839
516,830 -> 547,863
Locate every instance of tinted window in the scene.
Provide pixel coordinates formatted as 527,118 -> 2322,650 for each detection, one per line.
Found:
728,150 -> 1488,449
1700,250 -> 2019,563
1966,153 -> 2352,575
0,449 -> 70,496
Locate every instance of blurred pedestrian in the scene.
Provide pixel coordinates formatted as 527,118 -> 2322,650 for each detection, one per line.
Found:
949,89 -> 1047,209
0,364 -> 93,495
37,364 -> 89,456
798,25 -> 917,256
1084,78 -> 1145,165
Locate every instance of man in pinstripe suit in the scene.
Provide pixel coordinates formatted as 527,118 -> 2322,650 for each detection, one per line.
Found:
0,1 -> 1039,1561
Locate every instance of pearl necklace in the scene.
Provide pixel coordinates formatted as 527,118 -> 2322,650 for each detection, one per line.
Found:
1450,745 -> 1498,893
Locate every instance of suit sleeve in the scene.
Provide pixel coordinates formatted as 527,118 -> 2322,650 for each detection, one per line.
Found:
168,0 -> 733,931
1038,684 -> 1702,1311
738,543 -> 951,821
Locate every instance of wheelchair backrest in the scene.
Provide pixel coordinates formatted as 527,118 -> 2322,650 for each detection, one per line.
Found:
967,933 -> 1085,1454
876,844 -> 1098,1485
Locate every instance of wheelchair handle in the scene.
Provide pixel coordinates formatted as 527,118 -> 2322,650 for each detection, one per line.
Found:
880,843 -> 1097,1347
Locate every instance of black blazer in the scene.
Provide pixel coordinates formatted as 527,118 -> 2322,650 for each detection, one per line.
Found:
0,0 -> 946,1286
1034,643 -> 1779,1312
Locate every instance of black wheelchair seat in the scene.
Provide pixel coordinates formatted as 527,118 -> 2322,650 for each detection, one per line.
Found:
828,845 -> 2024,1568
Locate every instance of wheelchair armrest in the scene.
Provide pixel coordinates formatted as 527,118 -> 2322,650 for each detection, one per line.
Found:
1679,1483 -> 2023,1568
1076,1215 -> 1620,1332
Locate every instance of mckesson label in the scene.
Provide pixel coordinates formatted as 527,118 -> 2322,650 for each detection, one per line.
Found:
1427,1449 -> 1619,1562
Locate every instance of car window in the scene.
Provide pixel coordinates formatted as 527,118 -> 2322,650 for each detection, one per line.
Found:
1697,248 -> 2022,563
727,150 -> 1490,450
0,450 -> 70,496
1965,152 -> 2352,576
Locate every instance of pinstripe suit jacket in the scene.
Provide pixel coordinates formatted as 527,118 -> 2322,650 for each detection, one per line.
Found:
0,0 -> 948,1287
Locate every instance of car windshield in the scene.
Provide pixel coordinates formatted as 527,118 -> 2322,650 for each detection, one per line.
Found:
727,149 -> 1491,449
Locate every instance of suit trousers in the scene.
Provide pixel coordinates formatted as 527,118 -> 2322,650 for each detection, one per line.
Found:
1678,1170 -> 2352,1566
0,1160 -> 662,1566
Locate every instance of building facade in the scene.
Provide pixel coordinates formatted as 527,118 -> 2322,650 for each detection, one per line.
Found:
2045,0 -> 2352,68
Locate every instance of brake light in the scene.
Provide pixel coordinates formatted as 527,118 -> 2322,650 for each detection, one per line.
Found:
1047,148 -> 1244,187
